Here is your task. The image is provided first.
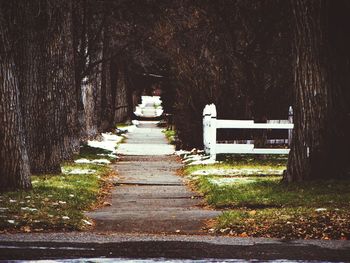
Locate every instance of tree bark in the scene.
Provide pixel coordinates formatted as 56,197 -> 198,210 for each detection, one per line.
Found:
15,0 -> 79,174
285,0 -> 350,182
0,5 -> 31,191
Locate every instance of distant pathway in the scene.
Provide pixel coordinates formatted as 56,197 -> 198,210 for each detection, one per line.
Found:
87,121 -> 220,234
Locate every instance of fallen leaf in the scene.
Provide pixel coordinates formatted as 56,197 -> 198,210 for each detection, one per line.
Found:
82,219 -> 93,226
21,226 -> 31,233
239,232 -> 248,237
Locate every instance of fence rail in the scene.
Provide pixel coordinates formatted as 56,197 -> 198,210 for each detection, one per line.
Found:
203,104 -> 294,160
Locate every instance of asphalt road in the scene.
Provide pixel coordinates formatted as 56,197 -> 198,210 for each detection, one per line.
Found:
0,233 -> 350,261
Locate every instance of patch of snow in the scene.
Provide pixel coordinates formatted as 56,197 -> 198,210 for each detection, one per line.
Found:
87,132 -> 123,153
176,148 -> 218,165
187,158 -> 218,166
74,158 -> 91,164
62,216 -> 70,220
191,168 -> 283,176
62,167 -> 96,175
91,159 -> 111,164
208,177 -> 256,186
82,219 -> 93,226
9,199 -> 16,203
21,207 -> 38,212
7,220 -> 15,224
315,208 -> 327,212
74,158 -> 111,165
182,155 -> 205,164
97,153 -> 118,159
175,150 -> 191,156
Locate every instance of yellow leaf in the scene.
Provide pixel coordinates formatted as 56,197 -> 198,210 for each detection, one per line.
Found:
249,210 -> 257,216
21,226 -> 31,233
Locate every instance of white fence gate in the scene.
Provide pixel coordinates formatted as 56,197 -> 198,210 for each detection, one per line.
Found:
203,104 -> 294,160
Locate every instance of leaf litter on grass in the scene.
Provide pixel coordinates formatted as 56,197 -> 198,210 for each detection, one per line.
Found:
185,156 -> 350,240
0,163 -> 114,233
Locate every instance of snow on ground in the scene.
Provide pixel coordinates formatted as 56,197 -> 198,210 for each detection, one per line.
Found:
62,167 -> 97,175
208,177 -> 256,186
191,167 -> 284,176
97,153 -> 118,159
174,150 -> 192,156
74,158 -> 111,164
179,151 -> 218,165
187,158 -> 218,165
175,148 -> 218,165
87,133 -> 124,153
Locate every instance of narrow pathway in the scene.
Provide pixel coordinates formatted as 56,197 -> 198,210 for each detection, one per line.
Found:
87,121 -> 220,234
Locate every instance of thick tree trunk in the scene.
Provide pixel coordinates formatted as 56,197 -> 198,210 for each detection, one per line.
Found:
0,7 -> 31,191
15,0 -> 79,174
284,0 -> 350,182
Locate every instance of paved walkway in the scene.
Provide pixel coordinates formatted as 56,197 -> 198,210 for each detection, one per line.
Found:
87,121 -> 220,234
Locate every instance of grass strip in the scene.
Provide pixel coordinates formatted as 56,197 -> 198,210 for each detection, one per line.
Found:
0,144 -> 117,233
185,156 -> 350,239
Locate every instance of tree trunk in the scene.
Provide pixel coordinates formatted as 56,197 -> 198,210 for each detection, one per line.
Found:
15,0 -> 79,174
0,6 -> 31,191
284,0 -> 350,182
113,59 -> 129,123
99,25 -> 114,131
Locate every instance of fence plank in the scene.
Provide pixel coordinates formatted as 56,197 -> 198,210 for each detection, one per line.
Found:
216,120 -> 293,129
216,144 -> 254,154
252,148 -> 290,154
202,104 -> 293,159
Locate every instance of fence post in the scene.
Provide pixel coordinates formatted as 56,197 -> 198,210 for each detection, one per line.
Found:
203,105 -> 210,154
288,106 -> 293,146
209,104 -> 217,160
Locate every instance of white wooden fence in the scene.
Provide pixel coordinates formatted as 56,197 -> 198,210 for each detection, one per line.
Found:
203,104 -> 294,160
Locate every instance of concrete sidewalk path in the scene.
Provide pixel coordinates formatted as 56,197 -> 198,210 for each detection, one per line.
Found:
86,121 -> 220,234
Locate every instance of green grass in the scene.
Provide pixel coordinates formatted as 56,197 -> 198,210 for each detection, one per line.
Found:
0,150 -> 114,233
185,156 -> 350,239
115,122 -> 130,128
216,154 -> 288,166
163,129 -> 176,144
194,176 -> 350,208
77,144 -> 116,161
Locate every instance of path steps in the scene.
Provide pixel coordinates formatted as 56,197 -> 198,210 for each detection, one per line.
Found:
86,121 -> 220,234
